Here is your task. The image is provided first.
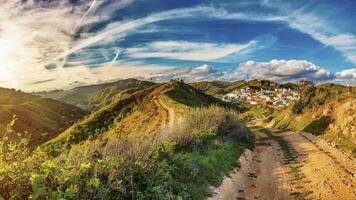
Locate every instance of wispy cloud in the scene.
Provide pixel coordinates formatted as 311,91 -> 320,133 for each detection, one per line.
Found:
0,1 -> 354,90
48,6 -> 217,65
0,0 -> 133,89
195,3 -> 356,65
286,13 -> 356,64
256,1 -> 356,64
125,40 -> 257,61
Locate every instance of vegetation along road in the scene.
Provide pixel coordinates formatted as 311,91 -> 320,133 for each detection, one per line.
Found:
209,127 -> 356,200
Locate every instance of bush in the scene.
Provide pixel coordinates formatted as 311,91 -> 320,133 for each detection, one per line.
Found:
0,117 -> 48,199
292,100 -> 305,114
160,105 -> 241,150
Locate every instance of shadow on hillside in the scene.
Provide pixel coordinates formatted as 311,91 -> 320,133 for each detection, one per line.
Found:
165,89 -> 209,107
303,116 -> 333,136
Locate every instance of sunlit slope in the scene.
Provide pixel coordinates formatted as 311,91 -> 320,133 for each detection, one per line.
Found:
34,78 -> 156,110
0,88 -> 87,147
46,80 -> 226,150
271,84 -> 356,152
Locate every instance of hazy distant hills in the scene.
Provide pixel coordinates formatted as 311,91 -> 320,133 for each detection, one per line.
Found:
0,88 -> 87,147
34,78 -> 156,111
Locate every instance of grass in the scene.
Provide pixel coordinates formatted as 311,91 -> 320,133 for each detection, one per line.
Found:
164,86 -> 210,108
181,140 -> 251,199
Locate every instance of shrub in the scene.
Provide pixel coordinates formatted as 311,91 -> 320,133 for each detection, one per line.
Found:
292,100 -> 305,114
0,117 -> 48,199
160,105 -> 240,150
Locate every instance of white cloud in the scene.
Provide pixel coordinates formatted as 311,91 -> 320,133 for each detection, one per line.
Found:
335,68 -> 356,80
233,59 -> 334,82
125,40 -> 256,61
147,64 -> 225,82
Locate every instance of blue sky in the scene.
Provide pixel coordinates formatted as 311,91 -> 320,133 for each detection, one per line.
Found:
0,0 -> 355,90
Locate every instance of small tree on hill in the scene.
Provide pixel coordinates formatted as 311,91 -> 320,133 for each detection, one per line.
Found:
292,80 -> 316,114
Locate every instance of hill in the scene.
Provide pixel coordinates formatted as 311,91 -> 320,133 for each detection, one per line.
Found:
34,78 -> 156,111
0,88 -> 87,147
268,83 -> 356,154
46,80 -> 227,150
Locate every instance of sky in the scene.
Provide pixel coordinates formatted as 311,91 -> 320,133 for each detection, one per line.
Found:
0,0 -> 355,91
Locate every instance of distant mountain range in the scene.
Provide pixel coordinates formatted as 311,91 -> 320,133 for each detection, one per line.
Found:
33,78 -> 156,111
0,88 -> 87,147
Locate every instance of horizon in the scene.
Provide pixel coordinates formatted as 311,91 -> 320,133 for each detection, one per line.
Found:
1,77 -> 355,93
0,0 -> 355,91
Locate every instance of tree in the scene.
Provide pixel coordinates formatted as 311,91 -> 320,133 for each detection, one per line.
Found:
292,80 -> 316,114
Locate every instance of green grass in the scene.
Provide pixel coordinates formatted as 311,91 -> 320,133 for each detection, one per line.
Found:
176,137 -> 253,199
164,87 -> 210,108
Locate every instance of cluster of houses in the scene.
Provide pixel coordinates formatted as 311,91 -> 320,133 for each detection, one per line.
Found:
223,86 -> 300,107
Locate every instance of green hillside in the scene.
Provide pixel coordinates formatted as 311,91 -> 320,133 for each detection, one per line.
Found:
46,80 -> 229,152
34,78 -> 156,111
1,81 -> 252,200
0,88 -> 87,147
268,83 -> 356,154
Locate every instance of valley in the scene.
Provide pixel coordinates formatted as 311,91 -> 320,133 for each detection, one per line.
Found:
0,79 -> 355,200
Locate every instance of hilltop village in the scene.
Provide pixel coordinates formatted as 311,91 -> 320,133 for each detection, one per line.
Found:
222,85 -> 300,107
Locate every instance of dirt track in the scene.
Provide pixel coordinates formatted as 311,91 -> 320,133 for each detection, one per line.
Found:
208,128 -> 356,200
158,99 -> 175,127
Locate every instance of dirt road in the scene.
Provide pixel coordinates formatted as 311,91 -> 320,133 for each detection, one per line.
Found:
208,128 -> 356,200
